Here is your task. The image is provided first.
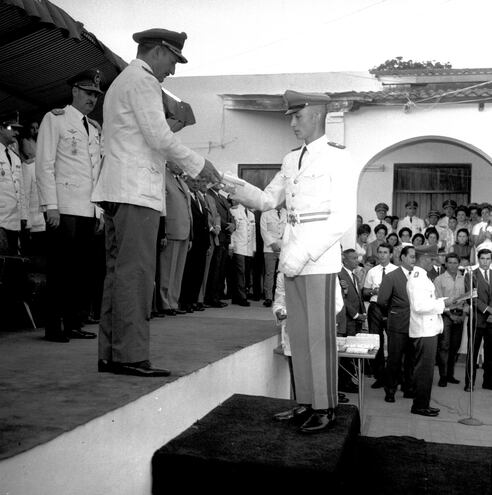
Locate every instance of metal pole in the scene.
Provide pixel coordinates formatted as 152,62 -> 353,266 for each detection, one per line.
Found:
458,268 -> 483,426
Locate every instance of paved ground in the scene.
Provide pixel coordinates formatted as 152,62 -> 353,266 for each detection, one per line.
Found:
2,301 -> 492,461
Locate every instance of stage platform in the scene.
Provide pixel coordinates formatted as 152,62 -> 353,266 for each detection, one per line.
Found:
0,304 -> 289,495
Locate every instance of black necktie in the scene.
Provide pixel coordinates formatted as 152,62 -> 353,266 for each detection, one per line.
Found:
82,116 -> 89,135
382,267 -> 386,279
5,148 -> 12,166
298,147 -> 307,170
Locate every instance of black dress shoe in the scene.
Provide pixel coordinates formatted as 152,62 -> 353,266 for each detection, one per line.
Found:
45,333 -> 70,343
447,376 -> 460,384
209,300 -> 228,308
164,309 -> 176,316
384,393 -> 395,403
98,359 -> 113,372
174,309 -> 187,315
183,305 -> 194,313
263,299 -> 272,307
232,299 -> 250,307
273,404 -> 312,421
151,311 -> 166,318
371,379 -> 384,389
299,409 -> 336,434
192,303 -> 205,311
110,360 -> 171,377
70,328 -> 97,339
428,406 -> 440,413
438,377 -> 447,387
339,382 -> 358,394
411,407 -> 439,417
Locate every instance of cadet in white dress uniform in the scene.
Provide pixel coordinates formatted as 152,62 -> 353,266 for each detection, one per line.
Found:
224,90 -> 355,433
0,114 -> 27,255
36,70 -> 103,342
407,245 -> 445,416
397,200 -> 426,235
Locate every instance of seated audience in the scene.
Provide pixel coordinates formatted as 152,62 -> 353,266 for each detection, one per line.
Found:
366,223 -> 388,258
412,233 -> 425,246
355,224 -> 371,264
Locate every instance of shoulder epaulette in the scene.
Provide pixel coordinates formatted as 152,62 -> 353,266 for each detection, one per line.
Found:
328,141 -> 346,149
88,118 -> 101,132
290,146 -> 302,151
50,108 -> 65,116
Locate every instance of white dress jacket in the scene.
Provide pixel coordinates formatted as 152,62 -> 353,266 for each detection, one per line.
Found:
91,59 -> 204,212
231,137 -> 355,276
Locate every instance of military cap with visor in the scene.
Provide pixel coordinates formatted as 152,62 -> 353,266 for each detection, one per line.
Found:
375,202 -> 389,212
0,112 -> 23,128
405,200 -> 418,208
442,199 -> 457,209
283,90 -> 331,115
133,28 -> 188,64
67,69 -> 104,94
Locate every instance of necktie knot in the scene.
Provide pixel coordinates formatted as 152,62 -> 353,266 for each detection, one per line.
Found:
82,116 -> 89,135
298,146 -> 307,170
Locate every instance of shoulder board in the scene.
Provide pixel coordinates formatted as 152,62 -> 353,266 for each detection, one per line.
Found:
50,108 -> 65,116
88,118 -> 101,132
328,141 -> 346,149
413,271 -> 419,278
290,146 -> 302,151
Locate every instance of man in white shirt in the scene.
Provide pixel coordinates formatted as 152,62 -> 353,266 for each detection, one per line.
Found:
260,206 -> 286,307
397,200 -> 426,235
363,242 -> 397,388
91,28 -> 221,377
36,70 -> 103,343
407,245 -> 445,417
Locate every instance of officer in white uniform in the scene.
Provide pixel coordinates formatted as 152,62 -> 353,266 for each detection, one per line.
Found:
397,200 -> 426,235
367,202 -> 392,243
260,206 -> 287,307
406,245 -> 445,417
223,90 -> 355,433
91,28 -> 221,377
36,70 -> 103,342
0,114 -> 27,255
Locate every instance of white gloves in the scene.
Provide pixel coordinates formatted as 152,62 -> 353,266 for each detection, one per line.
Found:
279,239 -> 310,277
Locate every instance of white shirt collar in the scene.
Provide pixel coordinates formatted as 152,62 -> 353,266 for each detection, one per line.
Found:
304,135 -> 327,154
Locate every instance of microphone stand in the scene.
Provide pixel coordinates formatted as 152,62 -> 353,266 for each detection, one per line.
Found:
458,266 -> 483,426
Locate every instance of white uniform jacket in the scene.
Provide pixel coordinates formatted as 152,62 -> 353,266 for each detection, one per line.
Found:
35,105 -> 101,217
0,145 -> 27,231
397,216 -> 426,235
91,59 -> 204,212
230,136 -> 355,276
406,266 -> 445,338
22,161 -> 45,232
230,205 -> 256,257
260,208 -> 287,253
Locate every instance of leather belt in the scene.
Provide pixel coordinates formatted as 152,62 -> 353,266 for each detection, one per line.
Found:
287,211 -> 330,226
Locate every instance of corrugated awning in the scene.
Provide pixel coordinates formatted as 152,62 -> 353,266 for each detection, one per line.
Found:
0,0 -> 196,129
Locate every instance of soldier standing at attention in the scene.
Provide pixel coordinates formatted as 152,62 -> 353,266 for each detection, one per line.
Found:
36,70 -> 103,342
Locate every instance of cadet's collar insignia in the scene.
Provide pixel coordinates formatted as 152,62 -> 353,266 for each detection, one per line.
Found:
67,129 -> 77,134
413,271 -> 419,277
328,141 -> 345,149
50,108 -> 65,116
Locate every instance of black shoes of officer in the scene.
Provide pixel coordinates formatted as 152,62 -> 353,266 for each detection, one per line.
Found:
99,360 -> 171,377
192,303 -> 206,311
207,300 -> 228,308
273,404 -> 312,422
411,406 -> 439,417
232,298 -> 250,307
299,408 -> 336,434
384,392 -> 395,403
263,299 -> 272,308
447,376 -> 460,384
70,328 -> 97,339
438,377 -> 447,387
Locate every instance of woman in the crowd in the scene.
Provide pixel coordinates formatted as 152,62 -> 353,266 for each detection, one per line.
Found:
355,224 -> 371,264
455,205 -> 471,234
412,233 -> 425,247
386,232 -> 400,265
451,228 -> 473,261
366,224 -> 388,258
424,226 -> 441,248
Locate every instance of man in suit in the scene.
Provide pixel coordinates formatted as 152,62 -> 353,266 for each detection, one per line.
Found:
36,70 -> 103,343
464,248 -> 492,390
223,90 -> 354,433
180,176 -> 210,312
205,184 -> 235,308
197,177 -> 220,310
363,242 -> 398,388
155,162 -> 192,316
91,28 -> 221,377
338,249 -> 366,393
407,245 -> 445,417
377,244 -> 416,402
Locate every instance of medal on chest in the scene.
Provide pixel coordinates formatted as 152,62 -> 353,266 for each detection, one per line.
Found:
71,136 -> 78,155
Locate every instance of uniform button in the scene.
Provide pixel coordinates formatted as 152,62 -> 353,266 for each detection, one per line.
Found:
291,193 -> 295,197
294,179 -> 298,184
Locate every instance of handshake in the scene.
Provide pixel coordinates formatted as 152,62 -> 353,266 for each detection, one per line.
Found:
211,172 -> 247,194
